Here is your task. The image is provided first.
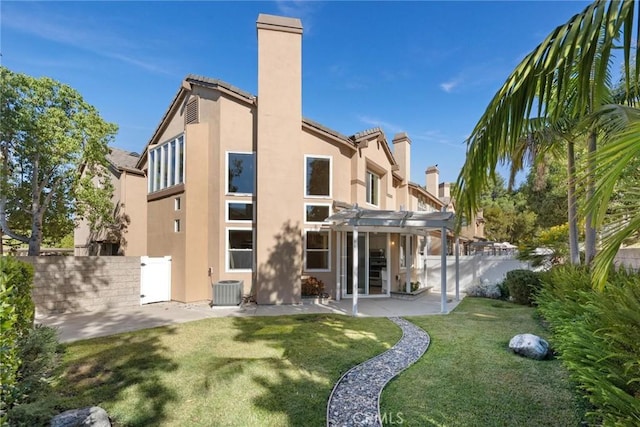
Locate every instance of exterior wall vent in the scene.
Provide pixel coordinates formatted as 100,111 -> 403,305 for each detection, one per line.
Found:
212,280 -> 243,305
185,97 -> 199,125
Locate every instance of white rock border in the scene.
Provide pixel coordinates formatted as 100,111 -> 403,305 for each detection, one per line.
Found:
326,317 -> 430,426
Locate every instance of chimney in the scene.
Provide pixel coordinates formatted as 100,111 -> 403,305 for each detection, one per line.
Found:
425,165 -> 439,196
439,182 -> 451,199
255,14 -> 304,305
392,132 -> 411,183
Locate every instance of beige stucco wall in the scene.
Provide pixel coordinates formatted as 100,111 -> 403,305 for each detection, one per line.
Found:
121,171 -> 147,256
255,15 -> 303,304
215,93 -> 255,296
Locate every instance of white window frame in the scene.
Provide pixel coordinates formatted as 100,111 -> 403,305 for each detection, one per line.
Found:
226,151 -> 255,196
226,227 -> 254,273
174,197 -> 181,211
304,203 -> 332,224
304,155 -> 332,198
304,229 -> 331,272
174,219 -> 181,233
148,134 -> 185,193
226,201 -> 253,223
366,170 -> 380,207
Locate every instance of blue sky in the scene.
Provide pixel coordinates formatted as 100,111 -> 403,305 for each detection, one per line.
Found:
1,0 -> 592,185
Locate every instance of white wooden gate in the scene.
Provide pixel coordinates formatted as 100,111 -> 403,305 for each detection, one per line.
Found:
140,256 -> 171,304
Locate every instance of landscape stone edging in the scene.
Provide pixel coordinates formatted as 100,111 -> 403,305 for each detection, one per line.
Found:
326,317 -> 430,426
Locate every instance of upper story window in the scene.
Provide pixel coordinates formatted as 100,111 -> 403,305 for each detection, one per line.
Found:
227,152 -> 255,195
227,201 -> 253,222
305,155 -> 331,198
366,170 -> 380,206
148,135 -> 185,193
305,203 -> 331,223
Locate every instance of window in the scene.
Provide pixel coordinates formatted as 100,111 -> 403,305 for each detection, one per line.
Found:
174,197 -> 181,211
148,135 -> 185,193
400,235 -> 413,268
227,152 -> 255,195
174,219 -> 181,233
305,156 -> 331,197
227,202 -> 253,222
366,171 -> 380,206
305,204 -> 330,223
305,230 -> 330,271
227,229 -> 253,271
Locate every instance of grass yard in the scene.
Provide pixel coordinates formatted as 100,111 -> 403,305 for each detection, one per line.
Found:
54,299 -> 584,426
381,298 -> 586,426
55,315 -> 401,427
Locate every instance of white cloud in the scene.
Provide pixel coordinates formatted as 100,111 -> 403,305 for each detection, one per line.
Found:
357,115 -> 405,134
2,4 -> 175,77
440,78 -> 462,93
412,130 -> 466,149
276,1 -> 320,34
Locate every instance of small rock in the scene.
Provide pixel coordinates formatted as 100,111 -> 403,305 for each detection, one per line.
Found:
509,333 -> 550,360
50,406 -> 111,427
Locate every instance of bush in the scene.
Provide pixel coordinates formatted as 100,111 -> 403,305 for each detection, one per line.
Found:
465,280 -> 502,299
0,257 -> 35,422
6,325 -> 64,426
504,269 -> 542,305
536,265 -> 640,426
302,276 -> 325,297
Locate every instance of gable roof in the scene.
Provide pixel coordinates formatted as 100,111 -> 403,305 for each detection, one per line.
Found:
107,147 -> 141,171
136,74 -> 402,172
351,127 -> 399,171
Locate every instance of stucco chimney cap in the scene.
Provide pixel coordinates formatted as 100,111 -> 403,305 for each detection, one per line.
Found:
392,132 -> 411,144
426,165 -> 440,173
257,14 -> 303,34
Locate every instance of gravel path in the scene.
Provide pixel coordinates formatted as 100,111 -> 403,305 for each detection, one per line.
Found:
326,317 -> 431,426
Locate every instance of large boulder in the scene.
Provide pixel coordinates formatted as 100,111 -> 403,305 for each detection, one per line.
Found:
509,333 -> 550,360
50,406 -> 111,427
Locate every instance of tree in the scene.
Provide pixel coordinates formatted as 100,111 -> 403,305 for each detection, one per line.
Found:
454,0 -> 639,284
478,175 -> 537,244
0,67 -> 118,255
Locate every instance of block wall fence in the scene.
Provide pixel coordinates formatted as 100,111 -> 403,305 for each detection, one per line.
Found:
22,256 -> 141,314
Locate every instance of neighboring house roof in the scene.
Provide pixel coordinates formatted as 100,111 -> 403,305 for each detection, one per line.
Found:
107,147 -> 143,175
408,182 -> 444,208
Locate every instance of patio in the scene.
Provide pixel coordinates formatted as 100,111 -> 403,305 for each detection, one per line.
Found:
36,291 -> 462,342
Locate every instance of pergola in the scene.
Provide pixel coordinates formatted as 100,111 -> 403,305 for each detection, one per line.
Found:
324,207 -> 460,315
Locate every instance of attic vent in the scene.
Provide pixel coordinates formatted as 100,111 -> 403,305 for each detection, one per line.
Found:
185,98 -> 199,125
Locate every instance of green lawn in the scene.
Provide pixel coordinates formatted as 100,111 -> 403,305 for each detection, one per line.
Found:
56,315 -> 401,426
55,299 -> 584,426
381,298 -> 585,426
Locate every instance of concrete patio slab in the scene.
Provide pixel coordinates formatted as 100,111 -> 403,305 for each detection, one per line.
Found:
36,292 -> 462,343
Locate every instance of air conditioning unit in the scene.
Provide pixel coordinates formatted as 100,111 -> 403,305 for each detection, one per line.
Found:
212,280 -> 243,306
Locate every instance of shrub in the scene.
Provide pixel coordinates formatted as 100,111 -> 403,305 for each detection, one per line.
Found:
465,280 -> 502,299
302,276 -> 325,297
536,265 -> 640,425
503,269 -> 541,305
6,325 -> 63,426
0,257 -> 35,422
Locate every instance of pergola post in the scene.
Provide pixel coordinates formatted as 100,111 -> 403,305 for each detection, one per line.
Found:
441,226 -> 447,313
455,236 -> 460,301
352,227 -> 358,316
336,231 -> 341,301
405,235 -> 411,293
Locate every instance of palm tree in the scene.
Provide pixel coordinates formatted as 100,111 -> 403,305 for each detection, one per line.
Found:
455,0 -> 639,283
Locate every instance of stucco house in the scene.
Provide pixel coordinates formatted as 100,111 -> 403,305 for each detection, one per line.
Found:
74,147 -> 147,256
132,13 -> 483,304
